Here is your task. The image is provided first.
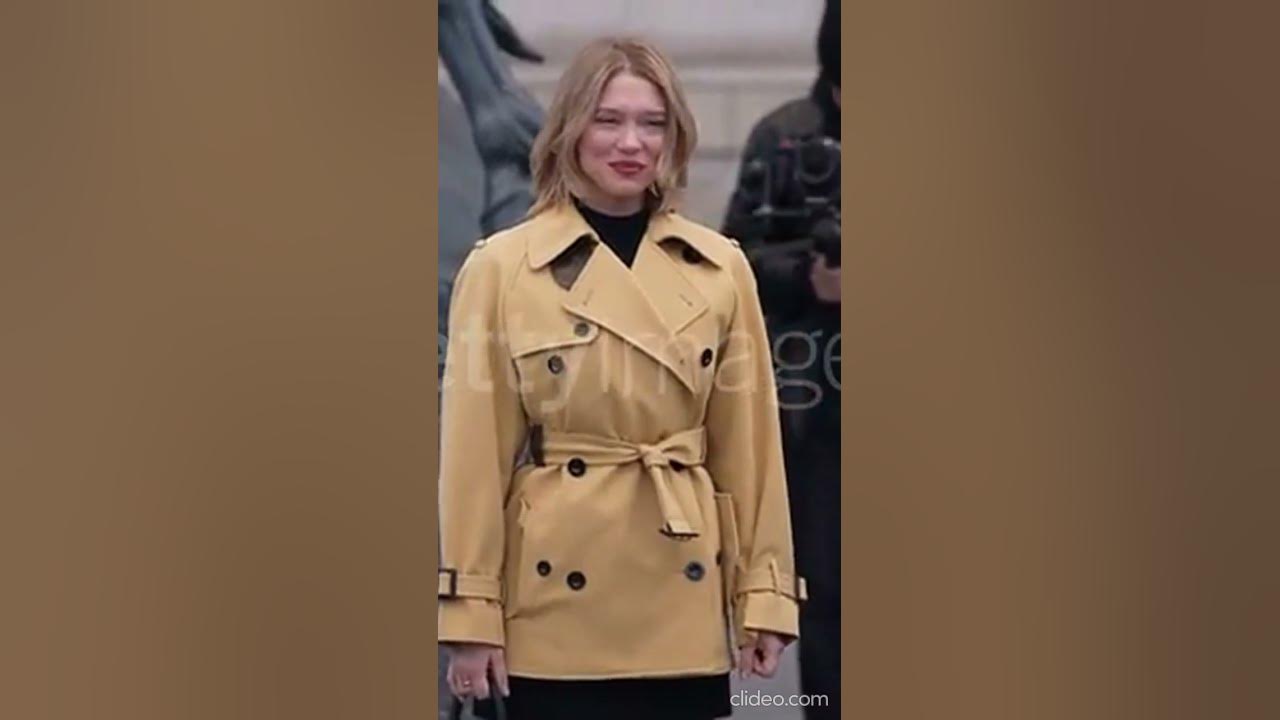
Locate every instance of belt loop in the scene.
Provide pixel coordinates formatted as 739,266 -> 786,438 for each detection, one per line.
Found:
439,568 -> 458,598
529,424 -> 545,466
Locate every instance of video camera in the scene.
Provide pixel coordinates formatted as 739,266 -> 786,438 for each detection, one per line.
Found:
738,134 -> 841,267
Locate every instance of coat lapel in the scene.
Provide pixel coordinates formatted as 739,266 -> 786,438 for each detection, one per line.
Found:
636,209 -> 738,335
528,203 -> 724,394
561,241 -> 700,393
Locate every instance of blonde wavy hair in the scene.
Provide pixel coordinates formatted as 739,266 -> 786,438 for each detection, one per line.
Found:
528,37 -> 698,217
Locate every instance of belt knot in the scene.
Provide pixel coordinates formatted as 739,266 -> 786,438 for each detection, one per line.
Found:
538,427 -> 707,541
637,444 -> 670,468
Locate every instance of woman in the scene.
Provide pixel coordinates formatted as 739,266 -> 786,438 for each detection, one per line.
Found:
439,37 -> 805,720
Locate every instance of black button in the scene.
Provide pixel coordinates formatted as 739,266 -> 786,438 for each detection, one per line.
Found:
682,247 -> 703,264
700,348 -> 714,367
536,560 -> 552,576
669,460 -> 685,472
574,322 -> 591,337
684,561 -> 705,582
566,571 -> 586,590
547,355 -> 565,374
567,457 -> 587,477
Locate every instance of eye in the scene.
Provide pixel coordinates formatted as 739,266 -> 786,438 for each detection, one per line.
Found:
594,115 -> 620,125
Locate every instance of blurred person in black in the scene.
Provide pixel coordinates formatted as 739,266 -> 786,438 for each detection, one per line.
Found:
721,2 -> 840,717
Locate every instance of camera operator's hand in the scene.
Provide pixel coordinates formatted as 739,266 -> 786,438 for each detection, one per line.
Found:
809,252 -> 841,304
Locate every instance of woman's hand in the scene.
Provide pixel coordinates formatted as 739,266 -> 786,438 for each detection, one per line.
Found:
737,631 -> 790,679
445,642 -> 510,700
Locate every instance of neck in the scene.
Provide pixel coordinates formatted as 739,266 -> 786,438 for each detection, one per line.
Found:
575,192 -> 644,217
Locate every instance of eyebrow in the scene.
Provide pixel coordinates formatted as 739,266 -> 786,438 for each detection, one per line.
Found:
595,107 -> 667,118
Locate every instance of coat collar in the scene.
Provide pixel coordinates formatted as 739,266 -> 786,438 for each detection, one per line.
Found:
526,202 -> 733,271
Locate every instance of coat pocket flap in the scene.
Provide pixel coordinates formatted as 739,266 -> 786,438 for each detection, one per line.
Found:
508,320 -> 600,359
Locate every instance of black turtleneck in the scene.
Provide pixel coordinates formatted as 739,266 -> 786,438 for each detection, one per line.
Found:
574,197 -> 650,268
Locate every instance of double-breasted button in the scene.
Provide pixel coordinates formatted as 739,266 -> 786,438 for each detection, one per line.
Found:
547,355 -> 565,374
682,246 -> 703,264
567,457 -> 587,477
574,322 -> 591,337
700,348 -> 714,367
566,571 -> 587,591
536,560 -> 552,577
684,561 -> 705,582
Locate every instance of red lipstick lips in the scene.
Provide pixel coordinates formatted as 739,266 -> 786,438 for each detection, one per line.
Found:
609,161 -> 644,176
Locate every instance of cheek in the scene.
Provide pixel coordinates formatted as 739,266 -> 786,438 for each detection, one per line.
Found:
578,130 -> 611,158
642,134 -> 665,160
578,138 -> 611,177
643,142 -> 664,175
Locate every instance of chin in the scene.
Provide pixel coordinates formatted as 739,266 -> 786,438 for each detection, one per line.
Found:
603,178 -> 652,198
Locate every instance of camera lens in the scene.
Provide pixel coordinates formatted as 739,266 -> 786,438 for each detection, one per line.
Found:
797,137 -> 839,187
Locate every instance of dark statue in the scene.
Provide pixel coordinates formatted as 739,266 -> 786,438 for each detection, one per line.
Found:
437,0 -> 544,340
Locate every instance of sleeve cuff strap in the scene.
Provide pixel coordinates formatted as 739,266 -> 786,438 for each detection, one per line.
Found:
737,561 -> 808,602
438,598 -> 505,646
438,568 -> 502,601
736,591 -> 800,646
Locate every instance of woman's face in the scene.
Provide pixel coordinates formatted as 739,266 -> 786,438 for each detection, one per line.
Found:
575,72 -> 667,215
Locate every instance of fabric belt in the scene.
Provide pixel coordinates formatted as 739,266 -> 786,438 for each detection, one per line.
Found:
535,426 -> 706,540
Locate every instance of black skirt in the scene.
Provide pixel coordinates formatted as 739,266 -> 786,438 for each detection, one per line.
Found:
474,674 -> 732,720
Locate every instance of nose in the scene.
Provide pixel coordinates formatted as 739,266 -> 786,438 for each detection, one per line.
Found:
616,122 -> 642,151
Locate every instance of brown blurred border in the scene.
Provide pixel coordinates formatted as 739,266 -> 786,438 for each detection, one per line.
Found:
2,1 -> 440,718
5,1 -> 1279,719
844,2 -> 1279,719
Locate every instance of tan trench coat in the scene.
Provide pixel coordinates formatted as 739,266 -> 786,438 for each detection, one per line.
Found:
438,202 -> 805,679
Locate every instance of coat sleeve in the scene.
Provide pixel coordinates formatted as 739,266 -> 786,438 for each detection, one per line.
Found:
437,243 -> 528,646
705,247 -> 806,647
